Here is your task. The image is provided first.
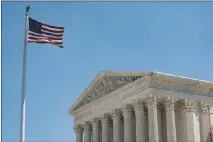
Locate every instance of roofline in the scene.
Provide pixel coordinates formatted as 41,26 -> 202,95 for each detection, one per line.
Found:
68,71 -> 213,114
68,72 -> 104,114
154,71 -> 212,84
68,71 -> 152,113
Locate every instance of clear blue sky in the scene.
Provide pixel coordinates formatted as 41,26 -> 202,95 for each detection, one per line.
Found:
2,2 -> 213,142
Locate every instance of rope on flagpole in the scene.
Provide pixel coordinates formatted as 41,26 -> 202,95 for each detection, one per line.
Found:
20,5 -> 30,142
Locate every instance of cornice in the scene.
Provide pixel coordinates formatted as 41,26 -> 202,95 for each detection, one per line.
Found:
70,72 -> 213,116
153,72 -> 212,86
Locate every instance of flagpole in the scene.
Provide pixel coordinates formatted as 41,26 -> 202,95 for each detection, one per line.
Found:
20,5 -> 30,142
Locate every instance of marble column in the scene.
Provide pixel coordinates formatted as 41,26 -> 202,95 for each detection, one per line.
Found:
157,105 -> 163,142
209,106 -> 213,142
186,100 -> 196,142
145,95 -> 159,142
91,130 -> 93,142
161,107 -> 167,142
120,116 -> 124,142
200,102 -> 211,142
175,100 -> 188,142
179,100 -> 196,142
112,109 -> 121,142
164,97 -> 177,142
109,120 -> 113,142
144,107 -> 149,142
74,125 -> 83,142
84,122 -> 92,142
175,102 -> 181,142
100,127 -> 102,142
92,118 -> 101,142
132,114 -> 136,142
101,114 -> 110,142
134,100 -> 145,142
122,105 -> 133,142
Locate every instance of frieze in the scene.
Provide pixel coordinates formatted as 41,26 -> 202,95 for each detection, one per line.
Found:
152,78 -> 211,97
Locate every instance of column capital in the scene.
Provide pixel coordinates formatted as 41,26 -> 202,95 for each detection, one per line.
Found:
74,124 -> 83,134
101,113 -> 111,128
146,95 -> 159,142
164,97 -> 176,110
133,100 -> 144,112
92,118 -> 101,128
100,113 -> 111,122
112,109 -> 121,118
200,101 -> 210,113
178,99 -> 194,111
108,119 -> 113,127
144,95 -> 158,108
83,121 -> 92,131
122,105 -> 133,115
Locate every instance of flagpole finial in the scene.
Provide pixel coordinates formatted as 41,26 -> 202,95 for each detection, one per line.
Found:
26,5 -> 30,15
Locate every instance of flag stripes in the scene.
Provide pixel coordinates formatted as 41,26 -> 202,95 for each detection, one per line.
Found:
28,17 -> 64,48
28,31 -> 63,40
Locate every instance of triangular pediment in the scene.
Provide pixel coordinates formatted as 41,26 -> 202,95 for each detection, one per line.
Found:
69,71 -> 213,114
70,72 -> 150,112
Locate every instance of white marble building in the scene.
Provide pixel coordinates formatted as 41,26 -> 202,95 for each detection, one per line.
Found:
69,71 -> 213,142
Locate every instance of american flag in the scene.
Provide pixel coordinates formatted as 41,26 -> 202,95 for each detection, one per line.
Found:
28,17 -> 64,48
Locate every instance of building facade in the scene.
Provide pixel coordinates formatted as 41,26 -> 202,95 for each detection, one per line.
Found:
69,72 -> 213,142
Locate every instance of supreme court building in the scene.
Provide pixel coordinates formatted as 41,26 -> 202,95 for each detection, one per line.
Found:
69,71 -> 213,142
